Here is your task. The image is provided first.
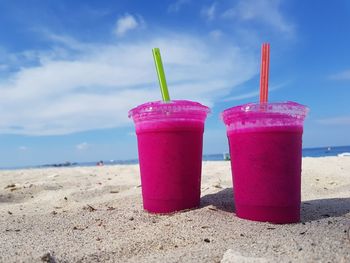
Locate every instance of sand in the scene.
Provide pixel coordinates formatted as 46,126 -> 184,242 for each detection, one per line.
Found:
0,157 -> 349,262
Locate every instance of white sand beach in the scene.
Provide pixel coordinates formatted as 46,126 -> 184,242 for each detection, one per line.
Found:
0,157 -> 349,262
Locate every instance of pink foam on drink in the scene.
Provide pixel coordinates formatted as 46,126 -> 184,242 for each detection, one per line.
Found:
129,100 -> 209,213
221,102 -> 308,224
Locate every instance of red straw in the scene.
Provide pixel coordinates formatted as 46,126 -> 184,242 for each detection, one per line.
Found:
259,43 -> 270,103
259,44 -> 266,102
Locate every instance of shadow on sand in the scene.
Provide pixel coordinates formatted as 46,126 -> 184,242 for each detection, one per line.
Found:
301,197 -> 350,222
200,187 -> 350,222
200,187 -> 235,213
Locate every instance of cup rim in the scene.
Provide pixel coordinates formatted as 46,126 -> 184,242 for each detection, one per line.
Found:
221,101 -> 308,122
128,100 -> 210,123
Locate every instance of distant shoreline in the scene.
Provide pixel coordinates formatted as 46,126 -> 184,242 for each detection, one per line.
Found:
1,145 -> 349,171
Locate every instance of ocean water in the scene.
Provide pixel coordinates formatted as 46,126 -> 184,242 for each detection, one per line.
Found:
2,145 -> 350,170
205,145 -> 350,160
302,145 -> 350,157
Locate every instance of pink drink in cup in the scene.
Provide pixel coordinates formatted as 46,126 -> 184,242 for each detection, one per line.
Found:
128,100 -> 209,213
221,102 -> 308,223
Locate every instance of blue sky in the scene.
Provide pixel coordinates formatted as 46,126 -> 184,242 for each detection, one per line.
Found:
0,0 -> 350,167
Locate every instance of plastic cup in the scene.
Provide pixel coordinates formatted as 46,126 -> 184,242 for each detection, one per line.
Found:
128,100 -> 210,213
221,101 -> 308,223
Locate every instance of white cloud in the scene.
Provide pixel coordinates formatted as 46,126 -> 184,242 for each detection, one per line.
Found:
209,29 -> 223,40
329,69 -> 350,80
114,14 -> 140,37
316,117 -> 350,125
222,0 -> 294,36
222,82 -> 287,102
201,2 -> 217,21
18,146 -> 28,151
0,32 -> 257,136
76,142 -> 89,151
223,90 -> 259,102
0,64 -> 8,71
168,0 -> 191,13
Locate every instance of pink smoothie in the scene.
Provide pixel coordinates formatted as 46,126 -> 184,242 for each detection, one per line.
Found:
222,102 -> 308,224
129,100 -> 209,213
228,126 -> 302,223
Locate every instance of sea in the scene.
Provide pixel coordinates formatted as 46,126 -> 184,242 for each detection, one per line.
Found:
2,145 -> 350,170
205,145 -> 350,160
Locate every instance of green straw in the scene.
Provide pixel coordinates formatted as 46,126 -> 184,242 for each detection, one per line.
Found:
152,48 -> 171,102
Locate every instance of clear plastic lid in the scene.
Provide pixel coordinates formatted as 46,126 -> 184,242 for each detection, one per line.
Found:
221,101 -> 308,131
128,100 -> 210,124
